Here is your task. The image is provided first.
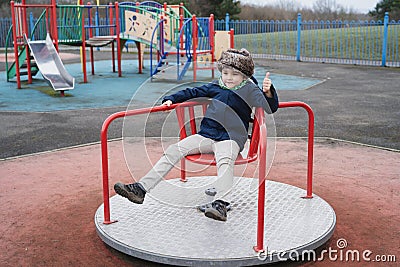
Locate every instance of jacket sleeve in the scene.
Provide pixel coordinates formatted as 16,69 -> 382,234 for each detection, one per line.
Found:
249,83 -> 279,114
162,84 -> 213,104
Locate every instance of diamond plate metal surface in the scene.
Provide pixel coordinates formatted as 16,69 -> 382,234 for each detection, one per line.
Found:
95,177 -> 336,266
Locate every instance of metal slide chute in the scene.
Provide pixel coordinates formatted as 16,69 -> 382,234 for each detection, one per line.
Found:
26,33 -> 75,91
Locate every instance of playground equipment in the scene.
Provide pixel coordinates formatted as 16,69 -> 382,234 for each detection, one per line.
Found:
118,1 -> 230,81
7,0 -> 122,92
26,33 -> 74,91
8,0 -> 68,93
95,101 -> 336,265
6,1 -> 232,93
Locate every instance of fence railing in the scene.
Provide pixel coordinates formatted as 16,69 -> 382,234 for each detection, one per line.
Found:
2,12 -> 399,67
215,12 -> 400,67
0,18 -> 13,47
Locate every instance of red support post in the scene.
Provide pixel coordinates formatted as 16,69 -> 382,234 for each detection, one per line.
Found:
192,15 -> 197,81
254,108 -> 267,252
80,0 -> 88,83
188,107 -> 197,135
109,3 -> 114,36
179,4 -> 184,50
21,0 -> 32,84
100,112 -> 125,225
175,106 -> 187,182
179,14 -> 184,50
87,2 -> 95,75
209,14 -> 215,78
109,3 -> 115,73
10,1 -> 21,89
20,0 -> 26,34
180,159 -> 187,182
209,14 -> 215,62
229,28 -> 234,48
51,0 -> 59,51
159,16 -> 164,55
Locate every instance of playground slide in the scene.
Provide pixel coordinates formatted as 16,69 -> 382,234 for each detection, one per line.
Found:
26,34 -> 74,91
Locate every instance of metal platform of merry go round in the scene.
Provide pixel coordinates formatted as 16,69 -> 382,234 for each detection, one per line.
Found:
95,176 -> 336,266
95,101 -> 336,266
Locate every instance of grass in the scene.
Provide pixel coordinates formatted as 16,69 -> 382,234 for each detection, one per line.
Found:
233,24 -> 400,62
35,86 -> 73,97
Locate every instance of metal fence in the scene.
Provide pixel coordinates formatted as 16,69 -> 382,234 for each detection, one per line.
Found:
215,12 -> 400,67
2,12 -> 399,67
0,17 -> 12,47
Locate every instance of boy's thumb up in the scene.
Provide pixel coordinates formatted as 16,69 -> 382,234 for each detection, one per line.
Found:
262,72 -> 272,95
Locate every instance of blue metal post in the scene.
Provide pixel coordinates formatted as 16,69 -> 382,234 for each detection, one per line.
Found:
296,13 -> 302,61
95,10 -> 100,51
29,12 -> 34,40
381,12 -> 389,67
225,13 -> 229,31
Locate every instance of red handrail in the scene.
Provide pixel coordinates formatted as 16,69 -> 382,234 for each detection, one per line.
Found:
100,101 -> 315,252
101,102 -> 193,224
254,106 -> 267,252
278,101 -> 314,198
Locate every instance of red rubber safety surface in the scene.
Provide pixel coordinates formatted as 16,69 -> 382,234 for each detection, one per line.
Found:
0,139 -> 398,267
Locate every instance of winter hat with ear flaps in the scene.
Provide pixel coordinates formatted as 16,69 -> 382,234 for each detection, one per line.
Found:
217,48 -> 255,78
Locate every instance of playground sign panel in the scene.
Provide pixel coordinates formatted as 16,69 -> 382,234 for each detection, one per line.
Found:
125,10 -> 157,45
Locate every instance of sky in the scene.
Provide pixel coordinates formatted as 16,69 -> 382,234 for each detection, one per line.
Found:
239,0 -> 380,13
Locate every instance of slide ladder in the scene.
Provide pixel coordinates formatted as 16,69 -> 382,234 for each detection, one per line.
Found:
6,45 -> 39,82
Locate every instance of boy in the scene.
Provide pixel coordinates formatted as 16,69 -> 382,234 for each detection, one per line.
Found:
114,48 -> 279,221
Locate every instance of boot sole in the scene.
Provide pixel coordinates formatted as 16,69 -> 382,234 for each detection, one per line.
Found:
114,183 -> 144,204
204,209 -> 227,221
199,204 -> 231,213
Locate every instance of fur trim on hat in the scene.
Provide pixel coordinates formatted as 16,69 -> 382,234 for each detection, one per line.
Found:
217,48 -> 254,77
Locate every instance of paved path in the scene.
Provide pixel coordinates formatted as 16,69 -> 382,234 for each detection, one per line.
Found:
1,54 -> 399,159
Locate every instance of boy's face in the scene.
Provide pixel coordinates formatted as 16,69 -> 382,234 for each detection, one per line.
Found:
221,67 -> 246,89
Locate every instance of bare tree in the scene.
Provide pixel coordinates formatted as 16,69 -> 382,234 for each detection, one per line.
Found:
312,0 -> 349,20
275,0 -> 300,12
312,0 -> 340,13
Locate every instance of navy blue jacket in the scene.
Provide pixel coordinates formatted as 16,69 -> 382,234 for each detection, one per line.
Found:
163,79 -> 279,151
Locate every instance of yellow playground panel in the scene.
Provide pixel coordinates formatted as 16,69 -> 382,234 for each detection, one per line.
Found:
198,30 -> 233,63
123,5 -> 180,45
124,10 -> 158,45
215,30 -> 233,60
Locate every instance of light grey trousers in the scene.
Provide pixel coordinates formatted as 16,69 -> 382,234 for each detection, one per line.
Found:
139,134 -> 240,201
